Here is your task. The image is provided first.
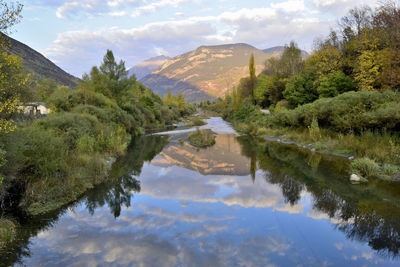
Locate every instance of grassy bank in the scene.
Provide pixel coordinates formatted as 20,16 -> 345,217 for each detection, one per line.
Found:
0,218 -> 16,248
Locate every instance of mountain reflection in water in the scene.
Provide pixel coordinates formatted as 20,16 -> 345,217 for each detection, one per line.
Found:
2,117 -> 400,266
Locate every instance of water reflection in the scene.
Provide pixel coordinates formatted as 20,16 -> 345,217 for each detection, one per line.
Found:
244,137 -> 400,260
2,118 -> 400,266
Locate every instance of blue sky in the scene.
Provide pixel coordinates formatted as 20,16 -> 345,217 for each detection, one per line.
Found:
11,0 -> 381,77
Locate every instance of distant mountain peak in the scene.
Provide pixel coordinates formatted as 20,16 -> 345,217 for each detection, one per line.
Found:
197,43 -> 257,50
128,55 -> 170,80
262,46 -> 310,58
141,42 -> 278,102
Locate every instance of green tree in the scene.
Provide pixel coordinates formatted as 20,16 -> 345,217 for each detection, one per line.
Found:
249,53 -> 256,99
99,49 -> 127,81
283,71 -> 318,107
254,74 -> 285,107
36,78 -> 57,102
317,70 -> 356,98
280,41 -> 304,77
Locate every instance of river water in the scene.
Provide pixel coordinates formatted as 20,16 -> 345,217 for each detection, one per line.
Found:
2,117 -> 400,266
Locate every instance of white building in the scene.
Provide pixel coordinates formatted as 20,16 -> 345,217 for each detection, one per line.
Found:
18,102 -> 51,116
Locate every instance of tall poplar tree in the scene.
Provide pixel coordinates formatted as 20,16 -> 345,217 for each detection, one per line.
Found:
249,53 -> 256,100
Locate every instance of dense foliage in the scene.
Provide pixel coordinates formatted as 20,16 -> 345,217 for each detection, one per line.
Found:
270,90 -> 400,132
0,49 -> 193,215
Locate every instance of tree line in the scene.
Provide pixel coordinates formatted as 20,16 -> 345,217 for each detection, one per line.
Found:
212,2 -> 400,111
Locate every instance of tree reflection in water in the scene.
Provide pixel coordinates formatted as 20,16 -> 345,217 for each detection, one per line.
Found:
236,135 -> 400,259
0,135 -> 169,265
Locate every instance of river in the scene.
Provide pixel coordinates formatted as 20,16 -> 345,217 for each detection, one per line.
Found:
1,117 -> 400,266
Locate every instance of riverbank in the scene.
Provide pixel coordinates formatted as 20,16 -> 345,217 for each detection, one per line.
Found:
0,50 -> 195,248
202,102 -> 400,182
232,120 -> 400,181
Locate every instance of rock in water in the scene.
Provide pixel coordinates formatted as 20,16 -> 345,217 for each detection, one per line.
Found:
350,174 -> 367,183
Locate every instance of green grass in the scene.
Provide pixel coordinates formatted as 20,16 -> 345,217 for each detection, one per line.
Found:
188,129 -> 216,148
0,218 -> 16,248
187,118 -> 206,126
251,127 -> 400,180
351,158 -> 380,178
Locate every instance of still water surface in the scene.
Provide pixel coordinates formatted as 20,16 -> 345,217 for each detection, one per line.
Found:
2,117 -> 400,266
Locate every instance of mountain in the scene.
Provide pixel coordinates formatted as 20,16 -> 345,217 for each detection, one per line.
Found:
262,46 -> 286,56
140,43 -> 274,102
2,34 -> 79,88
152,134 -> 251,176
263,46 -> 310,59
128,55 -> 170,80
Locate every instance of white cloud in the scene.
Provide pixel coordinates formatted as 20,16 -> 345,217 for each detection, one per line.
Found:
109,11 -> 128,16
107,0 -> 140,8
43,2 -> 356,76
44,17 -> 217,75
55,0 -> 110,19
271,0 -> 306,13
132,0 -> 191,17
309,0 -> 379,16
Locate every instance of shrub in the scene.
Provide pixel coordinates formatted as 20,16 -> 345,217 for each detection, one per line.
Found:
12,126 -> 69,179
308,117 -> 321,141
188,129 -> 216,147
270,91 -> 400,133
317,70 -> 356,98
188,118 -> 206,126
351,157 -> 380,178
37,112 -> 100,149
234,101 -> 261,122
283,71 -> 318,107
0,218 -> 16,248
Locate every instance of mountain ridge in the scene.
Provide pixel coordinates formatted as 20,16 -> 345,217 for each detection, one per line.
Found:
2,33 -> 79,88
128,55 -> 170,80
140,43 -> 273,102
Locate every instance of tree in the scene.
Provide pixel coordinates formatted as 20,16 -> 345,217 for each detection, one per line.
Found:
305,46 -> 343,77
254,74 -> 285,107
280,41 -> 304,77
339,6 -> 372,37
99,49 -> 127,81
317,70 -> 356,98
0,1 -> 22,47
0,1 -> 24,134
249,53 -> 256,99
83,50 -> 132,99
36,78 -> 57,102
283,71 -> 318,107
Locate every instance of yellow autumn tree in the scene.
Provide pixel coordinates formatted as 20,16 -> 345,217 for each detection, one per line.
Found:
305,46 -> 343,77
0,51 -> 31,132
0,0 -> 24,134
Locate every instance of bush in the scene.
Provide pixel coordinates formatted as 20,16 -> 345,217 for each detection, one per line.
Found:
317,70 -> 356,98
11,126 -> 69,179
188,118 -> 206,126
270,91 -> 400,133
234,101 -> 261,122
0,218 -> 16,248
283,71 -> 318,107
351,157 -> 380,178
37,112 -> 100,149
188,129 -> 216,147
